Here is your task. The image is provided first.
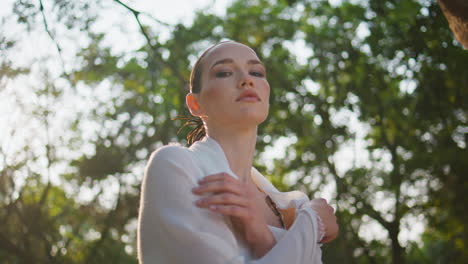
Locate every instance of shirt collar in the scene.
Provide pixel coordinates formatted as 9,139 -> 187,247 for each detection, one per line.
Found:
189,136 -> 309,209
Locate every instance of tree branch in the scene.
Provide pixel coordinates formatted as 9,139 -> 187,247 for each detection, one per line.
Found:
358,198 -> 392,231
84,179 -> 123,263
38,0 -> 69,78
112,0 -> 171,28
0,231 -> 32,263
347,219 -> 378,264
113,0 -> 188,85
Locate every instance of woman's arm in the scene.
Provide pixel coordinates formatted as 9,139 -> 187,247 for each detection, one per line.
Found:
192,173 -> 276,258
194,174 -> 338,258
138,146 -> 323,263
138,146 -> 242,263
308,198 -> 339,243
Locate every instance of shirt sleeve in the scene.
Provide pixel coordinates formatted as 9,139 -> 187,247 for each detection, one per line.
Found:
137,145 -> 322,264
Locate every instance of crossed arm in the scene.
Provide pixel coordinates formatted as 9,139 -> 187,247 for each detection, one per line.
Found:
138,146 -> 338,263
192,173 -> 339,257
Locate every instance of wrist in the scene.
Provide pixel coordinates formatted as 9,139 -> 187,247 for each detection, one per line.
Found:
316,213 -> 326,243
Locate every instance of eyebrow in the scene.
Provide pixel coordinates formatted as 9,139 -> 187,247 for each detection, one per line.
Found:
210,58 -> 264,69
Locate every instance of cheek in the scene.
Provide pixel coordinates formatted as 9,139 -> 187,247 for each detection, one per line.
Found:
212,84 -> 227,98
260,81 -> 270,116
263,81 -> 271,101
206,82 -> 225,99
199,81 -> 230,110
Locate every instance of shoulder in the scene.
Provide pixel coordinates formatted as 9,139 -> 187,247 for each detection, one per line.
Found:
146,143 -> 193,169
150,143 -> 190,160
146,144 -> 196,177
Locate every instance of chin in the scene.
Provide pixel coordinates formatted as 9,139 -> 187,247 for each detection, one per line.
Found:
255,112 -> 269,124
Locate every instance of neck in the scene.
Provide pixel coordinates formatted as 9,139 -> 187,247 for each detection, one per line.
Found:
206,125 -> 257,183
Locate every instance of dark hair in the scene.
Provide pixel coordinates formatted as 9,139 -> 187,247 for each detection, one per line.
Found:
180,41 -> 236,145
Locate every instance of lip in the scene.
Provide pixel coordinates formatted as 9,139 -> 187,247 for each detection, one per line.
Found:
236,90 -> 260,102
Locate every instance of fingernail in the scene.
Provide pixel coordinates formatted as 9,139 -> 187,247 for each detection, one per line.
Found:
192,187 -> 200,193
209,205 -> 217,210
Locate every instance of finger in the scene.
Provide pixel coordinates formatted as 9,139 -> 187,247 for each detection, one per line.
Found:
320,236 -> 332,243
192,179 -> 243,195
313,198 -> 327,204
208,205 -> 249,219
320,221 -> 339,243
326,205 -> 335,213
198,173 -> 236,184
196,193 -> 248,208
321,225 -> 339,243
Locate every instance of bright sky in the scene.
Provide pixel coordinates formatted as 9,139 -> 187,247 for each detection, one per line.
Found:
1,0 -> 424,247
133,0 -> 231,24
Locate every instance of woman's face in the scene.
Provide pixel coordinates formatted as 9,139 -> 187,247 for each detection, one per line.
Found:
196,42 -> 270,129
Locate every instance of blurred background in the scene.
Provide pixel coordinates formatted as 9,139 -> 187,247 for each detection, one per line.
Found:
1,0 -> 467,263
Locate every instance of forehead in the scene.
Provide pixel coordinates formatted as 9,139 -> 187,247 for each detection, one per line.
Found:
203,42 -> 260,67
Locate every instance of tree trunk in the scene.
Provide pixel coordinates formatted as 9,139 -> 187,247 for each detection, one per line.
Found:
389,221 -> 404,264
438,0 -> 468,49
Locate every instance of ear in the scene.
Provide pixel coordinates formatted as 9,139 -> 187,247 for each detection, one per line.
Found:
186,93 -> 203,117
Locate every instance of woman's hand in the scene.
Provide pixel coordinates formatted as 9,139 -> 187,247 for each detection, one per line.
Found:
192,173 -> 275,258
308,198 -> 339,243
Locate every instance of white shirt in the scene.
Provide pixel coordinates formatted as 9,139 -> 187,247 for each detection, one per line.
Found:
138,137 -> 323,263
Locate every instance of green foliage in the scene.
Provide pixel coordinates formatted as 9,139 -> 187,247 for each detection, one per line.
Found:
1,0 -> 467,263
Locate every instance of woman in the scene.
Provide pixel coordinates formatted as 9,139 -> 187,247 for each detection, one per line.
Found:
137,41 -> 338,263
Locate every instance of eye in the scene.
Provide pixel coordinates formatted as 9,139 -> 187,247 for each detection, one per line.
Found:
250,71 -> 265,77
215,71 -> 232,78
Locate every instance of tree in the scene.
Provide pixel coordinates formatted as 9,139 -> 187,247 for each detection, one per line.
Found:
438,0 -> 468,48
1,0 -> 467,263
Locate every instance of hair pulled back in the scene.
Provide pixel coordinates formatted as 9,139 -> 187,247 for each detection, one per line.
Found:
180,41 -> 236,145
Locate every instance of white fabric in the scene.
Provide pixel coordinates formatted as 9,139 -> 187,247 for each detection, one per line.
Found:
138,137 -> 323,263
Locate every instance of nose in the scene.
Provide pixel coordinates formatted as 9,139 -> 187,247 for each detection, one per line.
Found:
239,71 -> 254,88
